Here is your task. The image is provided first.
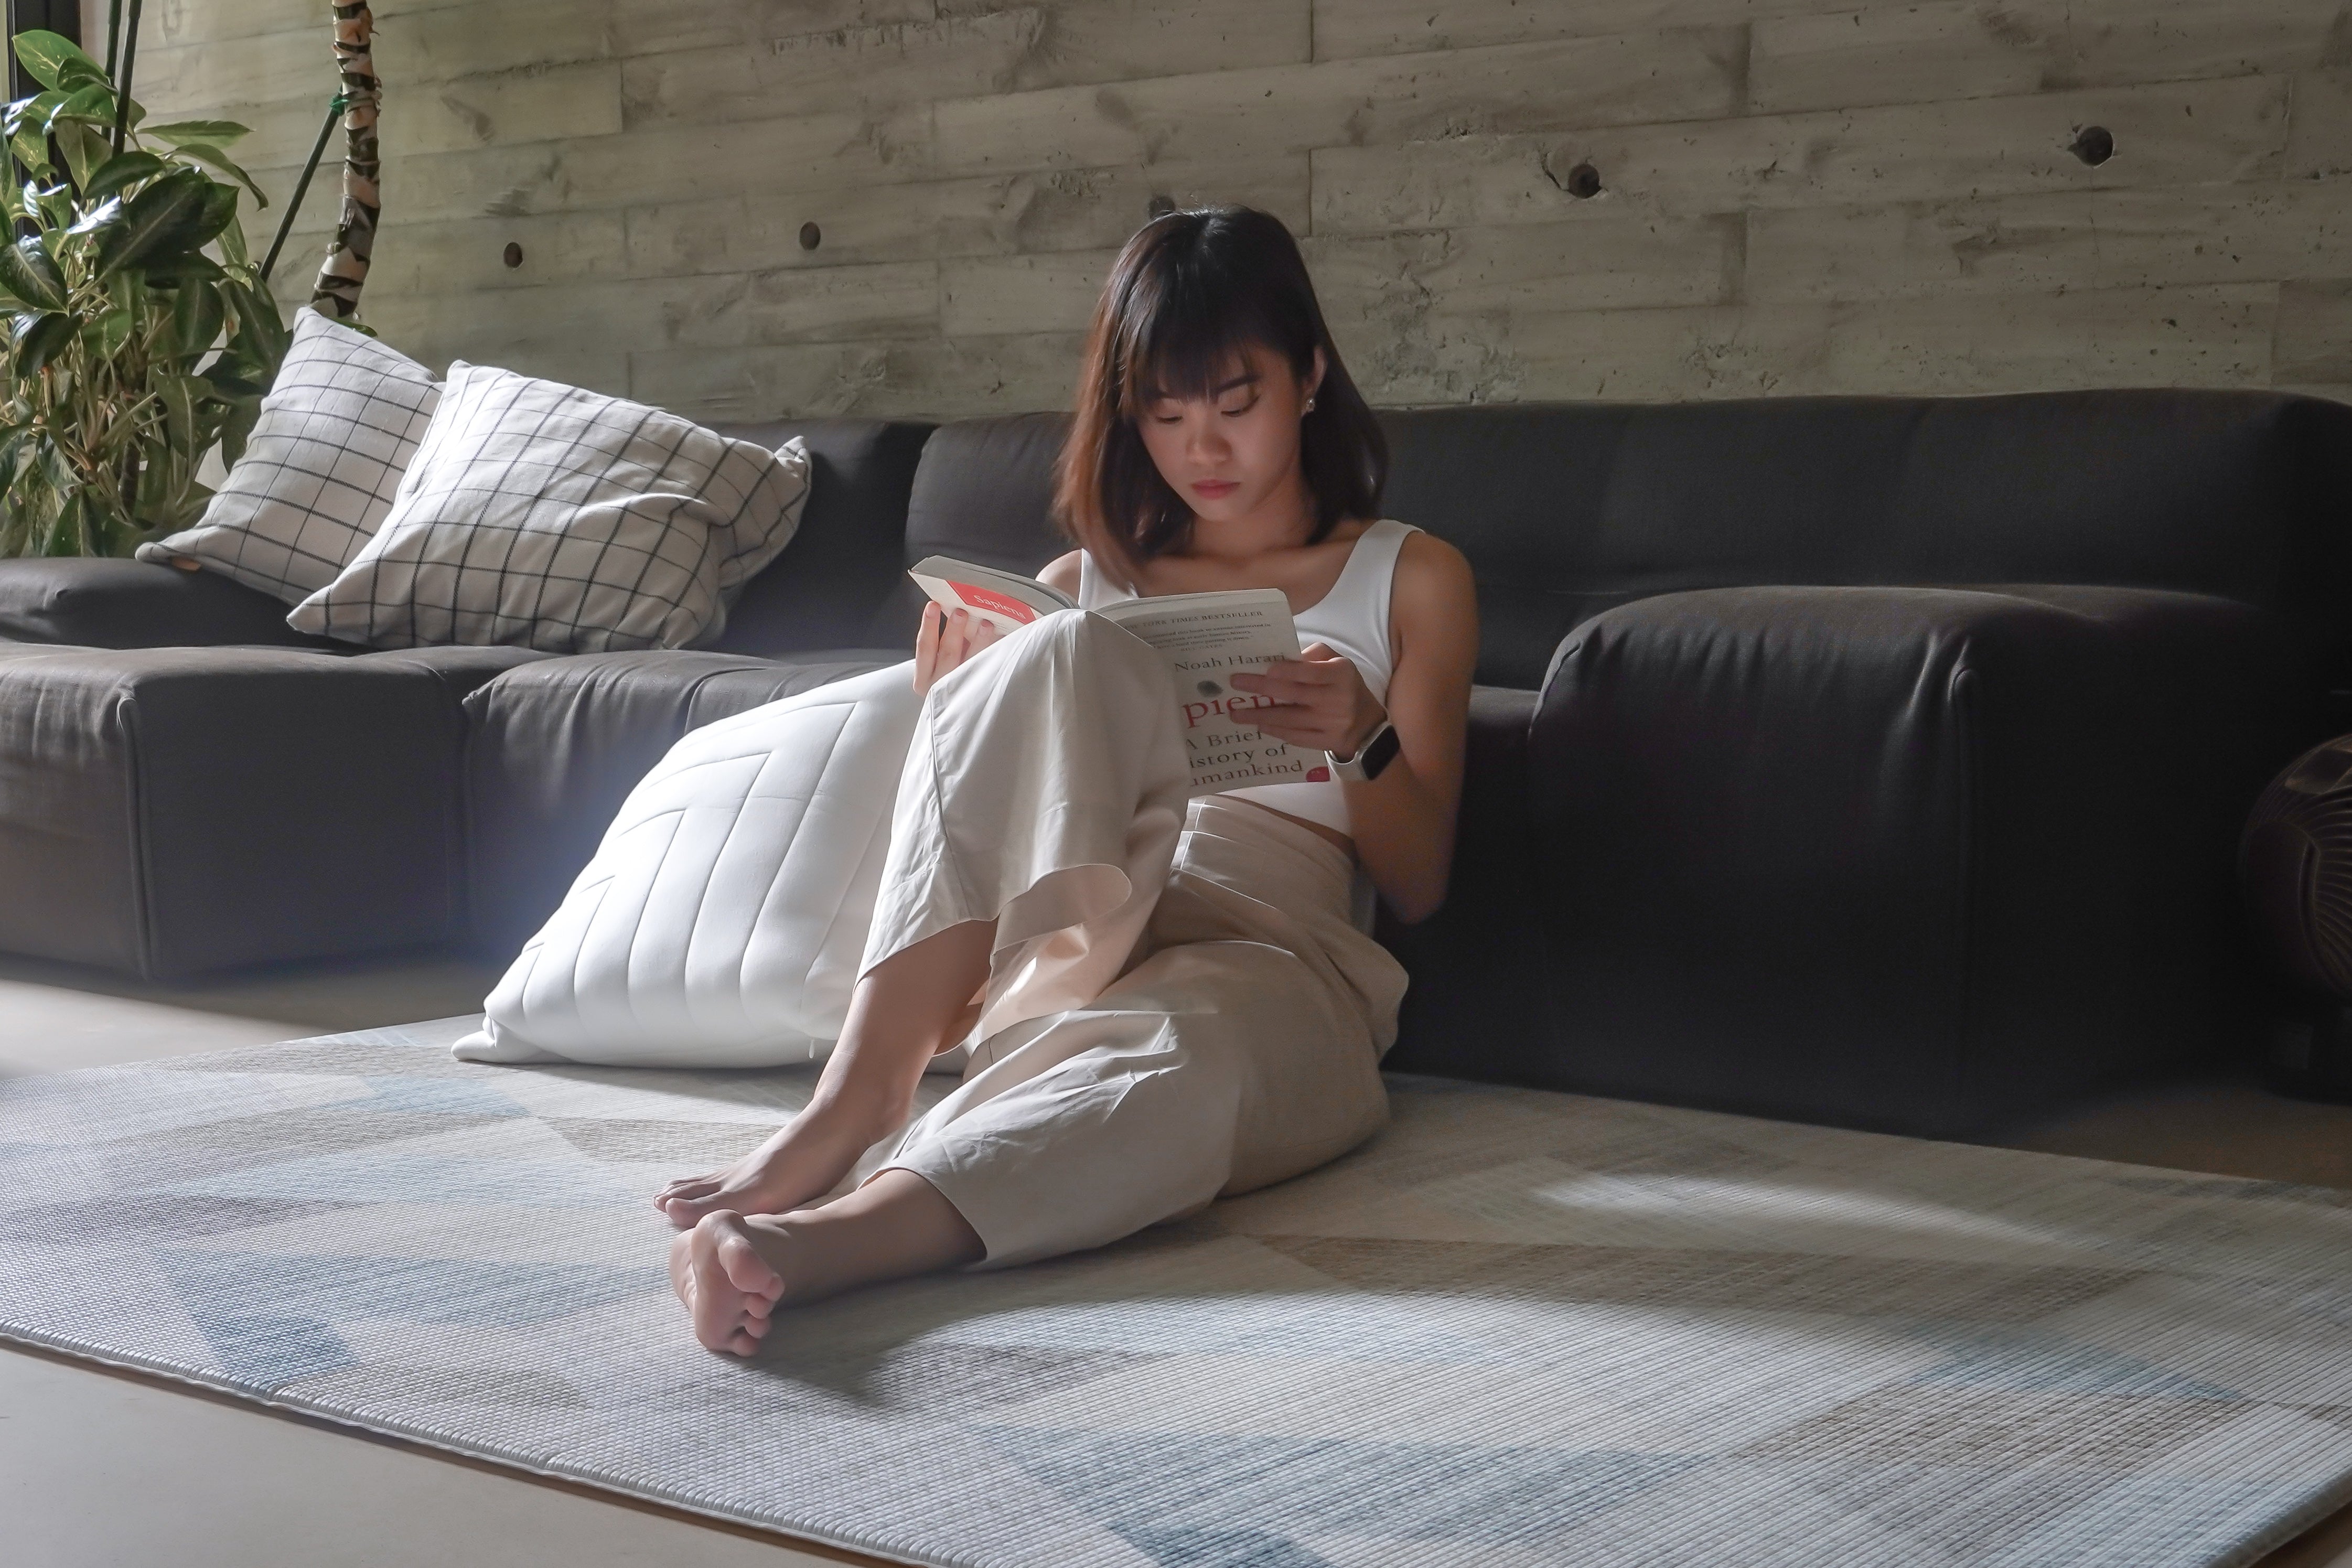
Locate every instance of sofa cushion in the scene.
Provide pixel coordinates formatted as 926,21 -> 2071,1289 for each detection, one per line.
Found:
706,419 -> 936,657
0,641 -> 541,977
1380,391 -> 2352,689
866,412 -> 1073,647
1489,582 -> 2312,1136
0,557 -> 347,650
465,648 -> 904,953
135,310 -> 442,603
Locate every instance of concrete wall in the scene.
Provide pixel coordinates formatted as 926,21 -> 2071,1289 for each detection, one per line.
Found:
118,0 -> 2352,419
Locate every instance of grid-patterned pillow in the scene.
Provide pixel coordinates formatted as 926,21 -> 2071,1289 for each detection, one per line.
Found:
286,363 -> 807,653
135,309 -> 439,602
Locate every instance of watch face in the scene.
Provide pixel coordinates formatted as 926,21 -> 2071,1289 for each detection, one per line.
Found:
1361,723 -> 1402,780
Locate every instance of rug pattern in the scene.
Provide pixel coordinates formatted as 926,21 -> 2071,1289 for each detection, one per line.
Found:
3,1019 -> 2350,1567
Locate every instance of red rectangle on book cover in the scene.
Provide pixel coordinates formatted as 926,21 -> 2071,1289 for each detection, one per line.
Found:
950,584 -> 1040,624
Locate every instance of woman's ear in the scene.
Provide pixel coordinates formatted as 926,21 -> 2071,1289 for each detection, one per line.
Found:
1304,346 -> 1327,406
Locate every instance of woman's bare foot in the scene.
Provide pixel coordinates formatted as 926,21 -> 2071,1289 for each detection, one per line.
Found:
667,1173 -> 986,1355
669,1211 -> 789,1358
657,1117 -> 867,1229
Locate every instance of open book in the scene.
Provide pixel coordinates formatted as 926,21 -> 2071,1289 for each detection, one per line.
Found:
909,556 -> 1326,796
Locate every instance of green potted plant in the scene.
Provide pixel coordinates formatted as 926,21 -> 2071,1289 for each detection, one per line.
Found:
0,28 -> 291,558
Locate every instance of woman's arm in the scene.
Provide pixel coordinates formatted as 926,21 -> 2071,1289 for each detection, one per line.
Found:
1338,533 -> 1477,922
1037,550 -> 1083,598
1233,532 -> 1478,923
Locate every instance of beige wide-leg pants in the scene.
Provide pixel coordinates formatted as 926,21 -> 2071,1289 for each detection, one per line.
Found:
845,609 -> 1406,1269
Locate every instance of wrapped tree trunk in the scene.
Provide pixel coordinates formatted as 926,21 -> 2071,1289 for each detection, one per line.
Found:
311,1 -> 378,318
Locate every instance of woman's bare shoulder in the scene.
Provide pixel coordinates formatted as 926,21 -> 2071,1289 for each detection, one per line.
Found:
1038,550 -> 1085,597
1393,527 -> 1474,602
1389,527 -> 1478,655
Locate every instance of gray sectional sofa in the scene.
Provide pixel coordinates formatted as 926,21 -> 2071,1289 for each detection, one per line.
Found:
4,392 -> 2347,1141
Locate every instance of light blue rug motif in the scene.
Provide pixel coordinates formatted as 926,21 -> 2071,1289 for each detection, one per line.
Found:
3,1018 -> 2350,1567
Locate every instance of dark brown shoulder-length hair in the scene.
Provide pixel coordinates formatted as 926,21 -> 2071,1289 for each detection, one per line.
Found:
1054,205 -> 1387,576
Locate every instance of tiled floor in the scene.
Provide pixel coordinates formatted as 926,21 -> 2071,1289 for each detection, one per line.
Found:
4,948 -> 2348,1567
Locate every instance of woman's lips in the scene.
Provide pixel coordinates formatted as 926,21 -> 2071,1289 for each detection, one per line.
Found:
1191,480 -> 1239,498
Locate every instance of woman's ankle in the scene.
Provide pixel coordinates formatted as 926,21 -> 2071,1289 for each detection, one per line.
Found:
796,1089 -> 909,1161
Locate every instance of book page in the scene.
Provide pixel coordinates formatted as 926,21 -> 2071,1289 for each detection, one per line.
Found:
1097,589 -> 1317,796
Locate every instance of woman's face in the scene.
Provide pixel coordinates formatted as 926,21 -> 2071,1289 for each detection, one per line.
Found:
1135,340 -> 1324,530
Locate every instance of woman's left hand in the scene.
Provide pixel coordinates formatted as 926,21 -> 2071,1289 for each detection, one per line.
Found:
1229,642 -> 1387,757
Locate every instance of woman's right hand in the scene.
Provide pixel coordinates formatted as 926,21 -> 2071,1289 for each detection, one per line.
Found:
913,601 -> 1004,696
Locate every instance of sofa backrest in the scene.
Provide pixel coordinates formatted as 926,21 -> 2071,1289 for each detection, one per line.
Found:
861,411 -> 1075,647
704,417 -> 934,657
1383,391 -> 2352,688
768,391 -> 2352,688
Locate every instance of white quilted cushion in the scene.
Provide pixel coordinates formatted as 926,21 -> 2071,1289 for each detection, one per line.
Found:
136,310 -> 439,600
453,662 -> 933,1068
287,363 -> 809,652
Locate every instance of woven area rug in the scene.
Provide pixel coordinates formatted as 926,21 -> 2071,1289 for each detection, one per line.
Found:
4,1020 -> 2351,1567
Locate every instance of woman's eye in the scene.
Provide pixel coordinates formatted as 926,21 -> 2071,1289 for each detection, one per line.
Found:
1220,399 -> 1257,418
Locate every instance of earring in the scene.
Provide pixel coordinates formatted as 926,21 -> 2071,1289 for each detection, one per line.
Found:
1303,397 -> 1316,414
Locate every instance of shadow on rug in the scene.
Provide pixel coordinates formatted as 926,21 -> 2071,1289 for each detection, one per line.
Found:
4,1017 -> 2350,1567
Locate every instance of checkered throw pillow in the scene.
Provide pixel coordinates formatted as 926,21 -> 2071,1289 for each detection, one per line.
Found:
135,309 -> 441,602
286,363 -> 808,653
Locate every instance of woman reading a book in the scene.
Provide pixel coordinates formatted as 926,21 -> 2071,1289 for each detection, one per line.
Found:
663,206 -> 1479,1357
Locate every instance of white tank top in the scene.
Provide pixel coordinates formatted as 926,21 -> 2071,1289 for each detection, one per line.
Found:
1078,518 -> 1419,837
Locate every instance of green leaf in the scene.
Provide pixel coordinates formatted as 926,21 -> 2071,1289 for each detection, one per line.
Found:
53,120 -> 109,196
82,151 -> 163,204
13,309 -> 78,373
214,208 -> 249,269
169,276 -> 225,358
65,194 -> 121,234
41,488 -> 86,556
0,236 -> 68,312
157,372 -> 201,456
45,82 -> 113,128
139,119 -> 252,149
223,278 -> 291,369
91,171 -> 210,278
10,31 -> 103,93
181,179 -> 240,252
81,304 -> 133,359
212,388 -> 262,468
5,89 -> 62,142
147,251 -> 225,288
171,145 -> 267,209
8,128 -> 49,182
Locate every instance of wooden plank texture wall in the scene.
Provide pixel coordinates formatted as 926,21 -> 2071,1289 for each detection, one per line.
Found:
120,0 -> 2352,420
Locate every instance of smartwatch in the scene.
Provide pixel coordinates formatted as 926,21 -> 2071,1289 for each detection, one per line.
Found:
1328,719 -> 1400,783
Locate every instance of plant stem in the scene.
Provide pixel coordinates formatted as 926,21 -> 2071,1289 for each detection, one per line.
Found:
104,0 -> 123,80
262,95 -> 342,285
110,0 -> 144,156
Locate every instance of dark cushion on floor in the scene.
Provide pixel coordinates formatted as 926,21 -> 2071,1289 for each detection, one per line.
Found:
464,648 -> 903,954
0,642 -> 541,977
0,557 -> 345,650
704,419 -> 935,658
1377,683 -> 1544,1079
1456,582 -> 2317,1136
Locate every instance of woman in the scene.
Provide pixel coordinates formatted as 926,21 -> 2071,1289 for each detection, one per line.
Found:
661,206 -> 1479,1357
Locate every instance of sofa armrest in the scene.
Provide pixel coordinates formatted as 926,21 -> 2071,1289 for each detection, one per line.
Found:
0,557 -> 342,650
1495,584 -> 2309,1136
0,642 -> 482,976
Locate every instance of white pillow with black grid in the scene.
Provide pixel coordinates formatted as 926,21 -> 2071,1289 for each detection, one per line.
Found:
135,309 -> 441,602
287,364 -> 810,653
